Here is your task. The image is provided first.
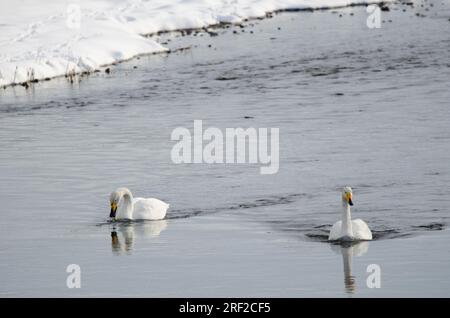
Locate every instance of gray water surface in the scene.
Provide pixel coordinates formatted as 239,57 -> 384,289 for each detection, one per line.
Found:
1,1 -> 450,297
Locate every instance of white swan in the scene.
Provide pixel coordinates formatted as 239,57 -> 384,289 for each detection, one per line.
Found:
328,187 -> 372,241
109,187 -> 169,220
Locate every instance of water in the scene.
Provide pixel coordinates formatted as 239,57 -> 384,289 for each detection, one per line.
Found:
1,1 -> 450,296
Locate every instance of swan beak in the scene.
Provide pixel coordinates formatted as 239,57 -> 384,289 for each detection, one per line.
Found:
110,202 -> 117,218
346,193 -> 353,206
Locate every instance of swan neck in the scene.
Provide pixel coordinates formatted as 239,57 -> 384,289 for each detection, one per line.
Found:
122,189 -> 133,201
341,201 -> 353,237
120,191 -> 133,219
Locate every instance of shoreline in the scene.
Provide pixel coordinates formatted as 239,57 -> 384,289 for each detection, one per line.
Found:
0,1 -> 393,91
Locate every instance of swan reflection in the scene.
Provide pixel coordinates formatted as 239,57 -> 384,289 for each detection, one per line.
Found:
110,220 -> 168,255
330,241 -> 369,294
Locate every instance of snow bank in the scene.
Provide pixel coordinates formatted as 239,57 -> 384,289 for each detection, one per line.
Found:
0,0 -> 391,88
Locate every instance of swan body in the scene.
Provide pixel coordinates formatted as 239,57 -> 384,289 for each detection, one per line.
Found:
109,187 -> 169,220
329,219 -> 372,241
328,187 -> 372,241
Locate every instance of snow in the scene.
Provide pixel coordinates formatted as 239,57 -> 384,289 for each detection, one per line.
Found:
0,0 -> 391,88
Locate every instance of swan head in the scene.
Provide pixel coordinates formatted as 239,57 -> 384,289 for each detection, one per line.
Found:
342,186 -> 353,206
109,190 -> 121,218
109,187 -> 132,218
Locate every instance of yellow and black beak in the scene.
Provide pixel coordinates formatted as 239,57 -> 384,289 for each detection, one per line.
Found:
346,193 -> 354,206
110,202 -> 117,218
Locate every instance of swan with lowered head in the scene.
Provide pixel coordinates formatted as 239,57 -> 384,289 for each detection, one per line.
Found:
109,187 -> 169,220
328,187 -> 372,241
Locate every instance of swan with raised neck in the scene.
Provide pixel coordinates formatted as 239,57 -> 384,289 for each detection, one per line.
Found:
328,187 -> 372,242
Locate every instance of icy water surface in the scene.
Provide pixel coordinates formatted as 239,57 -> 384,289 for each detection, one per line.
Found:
1,2 -> 450,296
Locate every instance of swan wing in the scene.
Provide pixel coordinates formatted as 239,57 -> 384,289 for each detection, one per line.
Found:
328,221 -> 342,241
132,198 -> 169,220
352,219 -> 372,241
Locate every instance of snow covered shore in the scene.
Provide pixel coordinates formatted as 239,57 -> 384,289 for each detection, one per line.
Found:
0,0 -> 391,88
